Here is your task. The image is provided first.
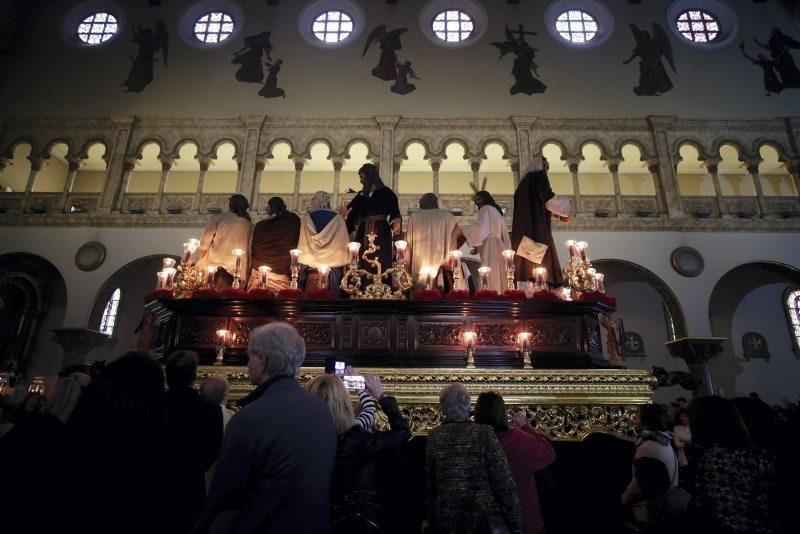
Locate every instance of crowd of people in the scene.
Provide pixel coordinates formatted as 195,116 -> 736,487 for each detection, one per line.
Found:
0,323 -> 796,533
196,158 -> 569,295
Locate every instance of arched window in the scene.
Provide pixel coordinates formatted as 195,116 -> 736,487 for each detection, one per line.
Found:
785,287 -> 800,357
99,288 -> 121,335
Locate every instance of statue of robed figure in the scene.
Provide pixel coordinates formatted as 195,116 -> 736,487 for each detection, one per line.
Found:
362,25 -> 408,81
491,25 -> 547,95
123,21 -> 168,93
624,23 -> 676,96
232,31 -> 273,83
753,28 -> 800,88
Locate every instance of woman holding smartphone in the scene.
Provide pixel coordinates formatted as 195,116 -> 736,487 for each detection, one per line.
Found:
306,370 -> 411,533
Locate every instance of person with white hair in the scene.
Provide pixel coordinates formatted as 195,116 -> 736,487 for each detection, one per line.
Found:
297,191 -> 350,295
200,375 -> 236,493
426,383 -> 522,534
196,322 -> 337,534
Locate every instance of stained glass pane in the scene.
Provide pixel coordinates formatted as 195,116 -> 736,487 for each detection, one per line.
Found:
312,10 -> 354,43
555,9 -> 597,44
432,9 -> 473,42
194,11 -> 236,44
675,9 -> 721,43
77,12 -> 118,44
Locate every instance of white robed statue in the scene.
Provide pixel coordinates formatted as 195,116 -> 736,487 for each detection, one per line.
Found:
459,190 -> 512,293
296,191 -> 350,292
405,193 -> 466,289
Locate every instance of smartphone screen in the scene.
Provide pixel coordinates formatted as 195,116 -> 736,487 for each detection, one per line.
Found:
325,358 -> 347,375
343,375 -> 365,390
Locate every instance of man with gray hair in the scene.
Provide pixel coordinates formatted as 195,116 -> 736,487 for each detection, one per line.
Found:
196,323 -> 337,533
426,383 -> 522,533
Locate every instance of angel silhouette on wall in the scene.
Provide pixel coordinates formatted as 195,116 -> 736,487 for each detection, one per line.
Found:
258,59 -> 285,98
740,41 -> 783,96
123,21 -> 168,93
362,25 -> 408,81
390,60 -> 419,95
753,27 -> 800,88
624,23 -> 676,96
232,31 -> 273,83
491,25 -> 547,95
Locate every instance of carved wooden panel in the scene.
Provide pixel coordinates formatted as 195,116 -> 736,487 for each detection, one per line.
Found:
229,317 -> 271,348
358,318 -> 390,350
525,319 -> 577,350
342,319 -> 353,349
397,317 -> 409,351
416,321 -> 464,348
586,318 -> 602,354
474,322 -> 519,347
292,321 -> 335,349
177,316 -> 229,346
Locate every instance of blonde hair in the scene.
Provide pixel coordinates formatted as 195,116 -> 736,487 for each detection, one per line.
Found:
306,374 -> 357,435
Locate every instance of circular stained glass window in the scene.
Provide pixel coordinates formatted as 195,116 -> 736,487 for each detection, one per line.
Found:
77,12 -> 119,45
312,10 -> 354,43
555,9 -> 598,44
432,9 -> 474,43
193,11 -> 235,44
675,9 -> 720,43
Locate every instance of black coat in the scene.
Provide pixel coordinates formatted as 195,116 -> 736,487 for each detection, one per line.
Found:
332,395 -> 411,532
197,376 -> 337,534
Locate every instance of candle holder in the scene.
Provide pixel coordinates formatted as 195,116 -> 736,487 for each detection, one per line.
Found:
214,329 -> 229,366
163,257 -> 177,271
561,287 -> 573,301
517,332 -> 533,369
450,250 -> 463,291
204,266 -> 217,289
289,249 -> 302,290
565,240 -> 577,261
478,266 -> 491,291
258,265 -> 272,289
575,241 -> 589,264
562,239 -> 595,293
502,249 -> 516,292
394,240 -> 408,269
533,266 -> 548,292
463,331 -> 476,369
182,239 -> 199,265
163,267 -> 177,290
317,264 -> 330,289
594,272 -> 605,293
348,242 -> 361,271
232,249 -> 246,289
340,234 -> 413,299
156,271 -> 168,290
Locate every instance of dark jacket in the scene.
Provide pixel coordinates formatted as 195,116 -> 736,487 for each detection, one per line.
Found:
165,385 -> 223,532
332,395 -> 411,532
196,376 -> 337,534
427,421 -> 523,534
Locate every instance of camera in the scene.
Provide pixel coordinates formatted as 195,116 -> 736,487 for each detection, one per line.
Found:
324,357 -> 346,376
343,375 -> 365,391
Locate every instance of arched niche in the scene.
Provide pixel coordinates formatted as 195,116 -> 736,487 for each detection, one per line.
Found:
0,142 -> 33,192
88,254 -> 180,363
260,142 -> 294,195
206,142 -> 239,193
300,142 -> 333,193
592,259 -> 688,403
166,142 -> 200,193
618,143 -> 655,196
676,144 -> 713,196
72,143 -> 108,193
397,142 -> 431,195
0,252 -> 67,376
717,143 -> 753,197
128,142 -> 162,193
708,261 -> 800,404
35,142 -> 70,192
341,142 -> 370,195
758,145 -> 796,197
482,142 -> 514,195
439,142 -> 471,195
578,143 -> 612,195
542,143 -> 572,195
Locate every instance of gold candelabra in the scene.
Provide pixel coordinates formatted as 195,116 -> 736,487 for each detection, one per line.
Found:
562,240 -> 596,293
340,233 -> 413,299
175,264 -> 205,297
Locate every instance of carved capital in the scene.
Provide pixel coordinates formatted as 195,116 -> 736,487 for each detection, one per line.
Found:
330,156 -> 345,172
744,159 -> 762,175
158,154 -> 175,171
703,157 -> 721,174
122,157 -> 138,173
428,156 -> 443,172
605,156 -> 623,174
292,157 -> 306,171
66,155 -> 83,173
195,154 -> 214,172
27,155 -> 46,171
508,157 -> 520,173
565,156 -> 583,173
0,156 -> 8,172
254,157 -> 267,172
392,156 -> 405,170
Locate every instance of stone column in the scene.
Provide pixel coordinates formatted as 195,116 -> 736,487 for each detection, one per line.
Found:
606,156 -> 623,217
566,156 -> 584,215
194,154 -> 212,214
469,156 -> 483,190
392,156 -> 404,193
156,153 -> 175,214
100,115 -> 136,214
511,116 -> 537,174
115,157 -> 137,212
59,155 -> 83,213
291,157 -> 306,211
646,158 -> 668,216
788,159 -> 800,197
647,116 -> 684,217
664,337 -> 726,396
703,157 -> 727,217
375,115 -> 401,183
744,158 -> 767,218
251,157 -> 266,214
22,156 -> 45,213
237,116 -> 265,209
509,158 -> 520,188
331,156 -> 344,210
429,156 -> 443,196
52,328 -> 110,371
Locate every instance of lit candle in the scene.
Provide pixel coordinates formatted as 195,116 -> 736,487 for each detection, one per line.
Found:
534,266 -> 547,284
565,240 -> 576,260
318,264 -> 330,289
449,250 -> 463,290
214,329 -> 229,366
395,240 -> 408,265
205,265 -> 217,288
502,249 -> 515,268
216,329 -> 229,343
561,286 -> 572,301
517,332 -> 531,351
423,268 -> 434,290
478,266 -> 492,291
232,249 -> 245,274
162,257 -> 176,270
183,239 -> 199,264
163,267 -> 177,290
156,270 -> 168,290
575,241 -> 588,263
348,242 -> 361,268
594,272 -> 605,293
258,265 -> 271,289
463,331 -> 476,350
289,249 -> 302,290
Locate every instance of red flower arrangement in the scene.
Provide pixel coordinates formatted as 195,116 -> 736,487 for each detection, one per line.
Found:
502,290 -> 527,302
191,288 -> 221,299
144,289 -> 174,303
530,290 -> 561,302
412,288 -> 443,301
306,288 -> 337,300
444,290 -> 472,301
220,288 -> 249,300
277,288 -> 304,301
475,289 -> 500,301
246,288 -> 275,300
578,291 -> 617,308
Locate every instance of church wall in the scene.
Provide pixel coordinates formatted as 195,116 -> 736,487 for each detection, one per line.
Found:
1,1 -> 800,119
32,156 -> 68,192
260,170 -> 295,193
72,170 -> 106,193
